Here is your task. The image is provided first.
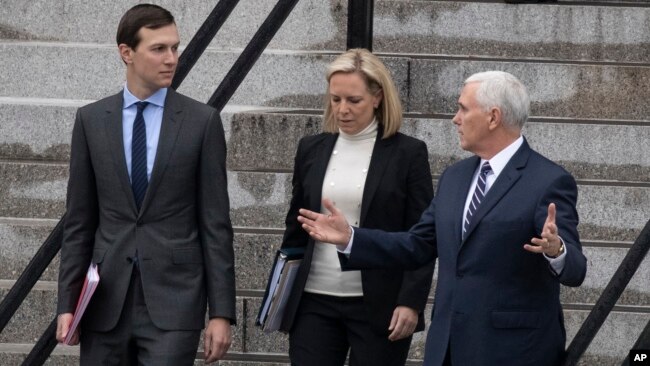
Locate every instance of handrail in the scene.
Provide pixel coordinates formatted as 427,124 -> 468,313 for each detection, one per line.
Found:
621,319 -> 650,365
0,217 -> 65,332
171,0 -> 240,89
347,0 -> 374,51
207,0 -> 300,112
563,219 -> 650,366
21,319 -> 58,366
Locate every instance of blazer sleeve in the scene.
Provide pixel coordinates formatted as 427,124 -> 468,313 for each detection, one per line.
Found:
536,172 -> 587,287
281,137 -> 311,249
395,140 -> 435,312
198,110 -> 237,323
344,167 -> 444,270
57,109 -> 98,314
343,163 -> 441,270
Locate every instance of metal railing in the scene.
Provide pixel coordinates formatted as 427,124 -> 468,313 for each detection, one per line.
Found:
0,0 -> 375,364
563,219 -> 650,366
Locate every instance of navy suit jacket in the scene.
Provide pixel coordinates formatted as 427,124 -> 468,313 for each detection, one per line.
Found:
344,139 -> 587,366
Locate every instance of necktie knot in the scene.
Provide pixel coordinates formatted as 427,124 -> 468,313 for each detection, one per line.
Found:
136,101 -> 149,113
480,162 -> 492,177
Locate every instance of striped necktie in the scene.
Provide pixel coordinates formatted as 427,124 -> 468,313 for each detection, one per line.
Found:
463,162 -> 492,239
131,101 -> 149,211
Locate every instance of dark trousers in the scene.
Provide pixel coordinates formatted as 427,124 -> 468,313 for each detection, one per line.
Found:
289,293 -> 412,366
79,267 -> 201,366
442,343 -> 452,366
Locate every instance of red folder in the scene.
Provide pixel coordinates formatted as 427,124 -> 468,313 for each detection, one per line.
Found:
63,263 -> 99,345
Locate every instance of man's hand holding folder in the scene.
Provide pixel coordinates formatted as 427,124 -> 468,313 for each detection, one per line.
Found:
56,263 -> 100,345
56,313 -> 78,345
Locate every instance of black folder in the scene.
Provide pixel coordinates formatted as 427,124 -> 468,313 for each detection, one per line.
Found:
257,247 -> 305,333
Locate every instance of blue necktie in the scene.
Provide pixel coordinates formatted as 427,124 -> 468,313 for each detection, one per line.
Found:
463,162 -> 492,239
131,101 -> 149,211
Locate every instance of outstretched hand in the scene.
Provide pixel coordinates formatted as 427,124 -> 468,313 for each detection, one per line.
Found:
298,199 -> 352,245
524,203 -> 563,257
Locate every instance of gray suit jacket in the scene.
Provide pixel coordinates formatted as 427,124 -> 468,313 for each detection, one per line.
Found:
57,89 -> 236,332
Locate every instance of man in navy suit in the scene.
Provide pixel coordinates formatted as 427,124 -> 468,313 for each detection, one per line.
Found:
297,71 -> 587,366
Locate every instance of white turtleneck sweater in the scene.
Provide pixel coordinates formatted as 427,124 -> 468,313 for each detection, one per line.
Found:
304,119 -> 378,297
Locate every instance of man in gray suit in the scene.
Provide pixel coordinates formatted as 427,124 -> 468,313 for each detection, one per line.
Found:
55,4 -> 235,365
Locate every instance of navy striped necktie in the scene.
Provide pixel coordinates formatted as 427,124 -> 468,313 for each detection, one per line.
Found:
463,161 -> 492,239
131,101 -> 149,211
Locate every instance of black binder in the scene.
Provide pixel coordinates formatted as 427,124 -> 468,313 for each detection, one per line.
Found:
257,247 -> 305,333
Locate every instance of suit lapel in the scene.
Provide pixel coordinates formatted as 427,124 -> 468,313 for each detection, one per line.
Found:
360,131 -> 394,225
138,89 -> 184,216
104,92 -> 138,214
307,134 -> 338,212
461,141 -> 531,244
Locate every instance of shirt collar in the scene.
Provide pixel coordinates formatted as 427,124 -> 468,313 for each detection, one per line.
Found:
123,85 -> 167,109
481,135 -> 524,177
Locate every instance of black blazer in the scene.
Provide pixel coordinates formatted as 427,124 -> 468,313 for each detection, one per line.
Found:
280,128 -> 434,335
57,89 -> 236,332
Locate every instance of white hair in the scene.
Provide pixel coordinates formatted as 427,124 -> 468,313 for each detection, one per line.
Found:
464,71 -> 530,130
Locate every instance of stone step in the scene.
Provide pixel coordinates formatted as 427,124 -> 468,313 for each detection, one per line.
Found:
1,103 -> 649,184
0,0 -> 340,52
1,282 -> 647,365
373,1 -> 650,63
2,221 -> 648,306
226,113 -> 650,183
0,219 -> 60,282
0,162 -> 647,241
0,344 -> 292,365
2,1 -> 650,63
2,46 -> 650,120
0,343 -> 80,366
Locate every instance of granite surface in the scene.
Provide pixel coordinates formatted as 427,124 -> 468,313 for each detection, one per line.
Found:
2,1 -> 650,63
5,45 -> 650,121
373,1 -> 650,62
2,107 -> 648,184
408,59 -> 650,120
0,222 -> 60,281
226,113 -> 650,182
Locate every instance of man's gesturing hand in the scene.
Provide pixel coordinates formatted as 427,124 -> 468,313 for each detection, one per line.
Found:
524,203 -> 563,257
298,199 -> 352,245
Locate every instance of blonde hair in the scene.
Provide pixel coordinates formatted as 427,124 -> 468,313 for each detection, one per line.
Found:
323,49 -> 402,138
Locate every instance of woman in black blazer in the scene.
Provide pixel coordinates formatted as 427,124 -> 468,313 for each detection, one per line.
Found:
279,49 -> 434,366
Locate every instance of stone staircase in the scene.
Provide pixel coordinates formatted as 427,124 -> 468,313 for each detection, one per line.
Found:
1,0 -> 649,364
